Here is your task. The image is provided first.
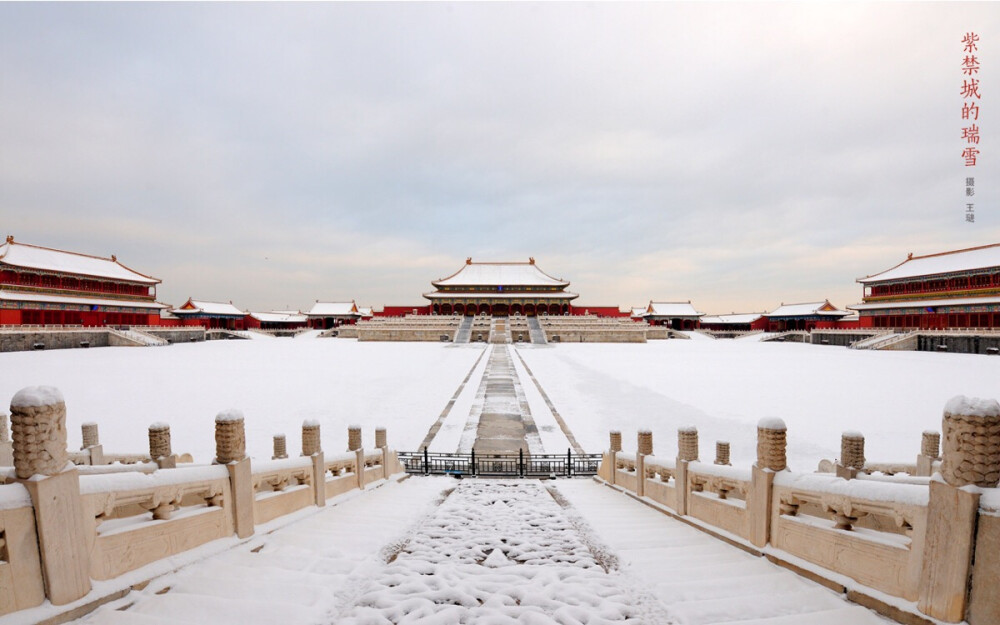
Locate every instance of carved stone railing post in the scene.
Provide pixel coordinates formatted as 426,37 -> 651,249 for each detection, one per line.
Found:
148,422 -> 176,469
10,386 -> 91,605
375,426 -> 391,478
348,425 -> 366,489
749,418 -> 786,548
302,420 -> 322,456
0,412 -> 11,466
301,421 -> 325,507
348,425 -> 362,452
917,430 -> 941,477
272,433 -> 288,460
675,426 -> 697,515
610,430 -> 622,452
80,421 -> 104,466
715,441 -> 731,466
837,431 -> 865,480
215,410 -> 253,538
636,430 -> 652,497
919,396 -> 1000,622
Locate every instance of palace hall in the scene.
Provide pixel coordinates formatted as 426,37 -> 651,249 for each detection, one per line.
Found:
423,258 -> 578,316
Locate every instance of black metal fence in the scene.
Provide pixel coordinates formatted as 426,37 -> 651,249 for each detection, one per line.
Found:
398,449 -> 602,478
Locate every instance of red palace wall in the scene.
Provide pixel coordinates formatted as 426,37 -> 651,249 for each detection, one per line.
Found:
571,306 -> 629,317
377,306 -> 431,317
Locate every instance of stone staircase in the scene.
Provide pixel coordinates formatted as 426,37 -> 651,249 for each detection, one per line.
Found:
108,327 -> 169,347
526,316 -> 547,344
489,318 -> 510,344
453,316 -> 474,344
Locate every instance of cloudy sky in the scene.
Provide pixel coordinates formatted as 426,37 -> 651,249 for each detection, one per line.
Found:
2,2 -> 998,314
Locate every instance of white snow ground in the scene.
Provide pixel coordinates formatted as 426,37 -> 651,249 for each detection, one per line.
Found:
0,339 -> 482,462
65,477 -> 891,625
0,338 -> 994,468
514,340 -> 1000,470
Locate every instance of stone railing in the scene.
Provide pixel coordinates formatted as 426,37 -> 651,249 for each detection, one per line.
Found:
597,395 -> 1000,625
0,388 -> 404,618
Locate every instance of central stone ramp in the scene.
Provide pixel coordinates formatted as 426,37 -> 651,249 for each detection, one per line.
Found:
463,345 -> 541,454
337,480 -> 665,623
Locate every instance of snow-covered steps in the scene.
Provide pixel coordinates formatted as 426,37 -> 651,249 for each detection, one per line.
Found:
73,478 -> 451,625
336,479 -> 669,623
453,315 -> 474,343
556,479 -> 892,625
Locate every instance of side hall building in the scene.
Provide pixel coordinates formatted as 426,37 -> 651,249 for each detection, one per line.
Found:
851,243 -> 1000,329
423,258 -> 578,316
0,236 -> 167,326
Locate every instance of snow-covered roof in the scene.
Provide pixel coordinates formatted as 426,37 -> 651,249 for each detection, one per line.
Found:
307,301 -> 359,317
250,311 -> 308,323
173,299 -> 245,316
0,290 -> 168,309
700,313 -> 764,325
859,243 -> 1000,284
630,307 -> 647,318
358,307 -> 373,317
432,258 -> 568,287
645,302 -> 704,317
849,296 -> 1000,311
766,301 -> 848,317
0,237 -> 159,284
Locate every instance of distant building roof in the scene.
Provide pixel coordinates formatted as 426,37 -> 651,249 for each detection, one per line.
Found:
0,236 -> 160,284
645,301 -> 704,318
307,301 -> 359,317
249,311 -> 308,323
432,258 -> 569,287
700,313 -> 764,325
173,299 -> 245,317
766,301 -> 848,318
859,243 -> 1000,283
631,307 -> 648,318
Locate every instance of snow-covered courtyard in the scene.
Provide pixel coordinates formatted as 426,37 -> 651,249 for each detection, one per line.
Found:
1,337 -> 996,470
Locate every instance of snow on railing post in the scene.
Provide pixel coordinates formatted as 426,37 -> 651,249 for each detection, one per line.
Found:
301,421 -> 325,507
272,433 -> 288,460
215,410 -> 254,538
675,426 -> 697,515
917,430 -> 940,477
0,412 -> 11,466
10,386 -> 91,605
919,396 -> 999,622
836,431 -> 865,480
715,441 -> 731,466
80,421 -> 104,465
749,418 -> 786,549
149,422 -> 176,469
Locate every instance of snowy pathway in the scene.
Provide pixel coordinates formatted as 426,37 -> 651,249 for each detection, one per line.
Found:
335,480 -> 669,623
459,345 -> 543,454
74,478 -> 450,625
68,477 -> 895,625
556,480 -> 892,625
